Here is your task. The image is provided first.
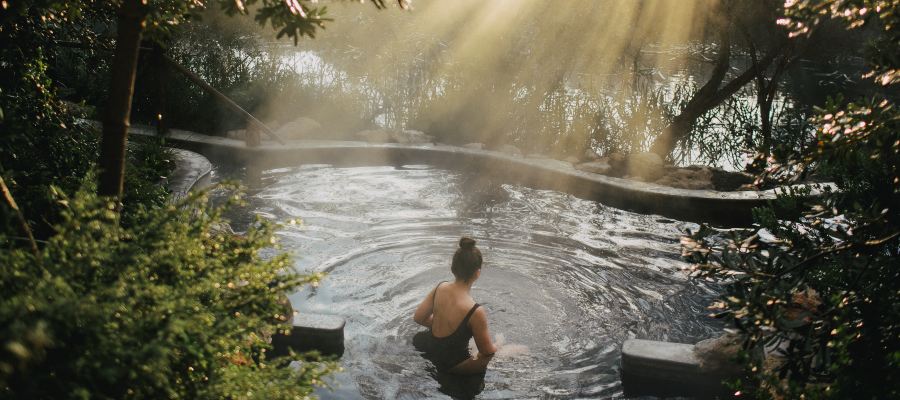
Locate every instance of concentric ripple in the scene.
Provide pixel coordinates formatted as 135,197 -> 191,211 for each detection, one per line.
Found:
218,164 -> 722,399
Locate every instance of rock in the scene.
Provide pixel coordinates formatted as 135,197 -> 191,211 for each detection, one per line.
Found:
497,144 -> 523,156
564,156 -> 581,164
463,143 -> 485,150
693,333 -> 744,377
655,166 -> 715,190
275,116 -> 322,140
608,152 -> 627,175
627,152 -> 665,181
710,169 -> 755,191
622,339 -> 730,398
355,128 -> 393,143
583,148 -> 602,161
271,313 -> 346,357
209,221 -> 235,236
576,161 -> 614,175
390,129 -> 434,144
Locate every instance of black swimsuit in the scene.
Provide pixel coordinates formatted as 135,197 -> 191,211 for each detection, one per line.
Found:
423,282 -> 480,371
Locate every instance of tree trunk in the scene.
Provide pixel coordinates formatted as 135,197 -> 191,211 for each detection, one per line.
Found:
649,36 -> 783,159
97,0 -> 147,199
649,33 -> 731,157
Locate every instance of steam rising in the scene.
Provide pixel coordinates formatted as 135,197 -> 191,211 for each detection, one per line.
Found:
204,0 -> 724,158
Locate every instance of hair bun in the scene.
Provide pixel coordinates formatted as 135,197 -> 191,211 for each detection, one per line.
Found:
459,237 -> 476,249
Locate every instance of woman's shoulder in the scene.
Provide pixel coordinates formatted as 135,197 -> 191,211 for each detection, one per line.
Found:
467,304 -> 489,328
470,303 -> 487,318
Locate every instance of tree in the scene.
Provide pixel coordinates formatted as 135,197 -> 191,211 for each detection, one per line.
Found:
648,0 -> 794,159
682,1 -> 900,397
0,0 -> 172,237
97,0 -> 408,200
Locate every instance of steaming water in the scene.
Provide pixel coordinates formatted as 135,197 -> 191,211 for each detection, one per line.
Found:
218,164 -> 721,399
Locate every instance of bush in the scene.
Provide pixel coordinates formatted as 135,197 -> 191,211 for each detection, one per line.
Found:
681,1 -> 900,398
0,2 -> 172,238
0,182 -> 334,399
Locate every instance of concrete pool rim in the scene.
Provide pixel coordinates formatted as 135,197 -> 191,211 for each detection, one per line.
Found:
137,125 -> 831,227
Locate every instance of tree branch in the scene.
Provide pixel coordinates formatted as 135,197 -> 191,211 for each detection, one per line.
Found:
0,176 -> 41,261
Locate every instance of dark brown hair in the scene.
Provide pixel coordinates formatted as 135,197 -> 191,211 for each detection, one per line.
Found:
451,237 -> 483,281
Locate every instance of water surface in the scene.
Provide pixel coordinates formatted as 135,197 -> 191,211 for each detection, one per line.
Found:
219,164 -> 721,399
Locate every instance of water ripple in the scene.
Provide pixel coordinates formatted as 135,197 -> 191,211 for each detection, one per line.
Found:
217,165 -> 722,399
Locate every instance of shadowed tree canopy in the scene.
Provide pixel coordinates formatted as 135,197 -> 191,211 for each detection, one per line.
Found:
93,0 -> 408,202
648,0 -> 799,159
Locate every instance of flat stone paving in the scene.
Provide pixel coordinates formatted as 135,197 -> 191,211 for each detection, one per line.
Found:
621,339 -> 731,398
272,313 -> 346,357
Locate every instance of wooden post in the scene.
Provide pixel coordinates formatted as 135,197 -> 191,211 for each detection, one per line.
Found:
98,0 -> 148,199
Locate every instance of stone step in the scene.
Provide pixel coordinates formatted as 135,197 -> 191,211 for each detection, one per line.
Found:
621,339 -> 732,399
272,313 -> 345,357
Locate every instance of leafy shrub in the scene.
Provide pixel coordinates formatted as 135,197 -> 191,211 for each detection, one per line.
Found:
0,1 -> 172,238
0,182 -> 334,399
682,1 -> 900,398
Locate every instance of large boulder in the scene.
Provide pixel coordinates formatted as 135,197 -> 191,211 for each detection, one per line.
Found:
710,168 -> 755,191
576,160 -> 614,175
655,166 -> 715,190
607,152 -> 627,176
693,333 -> 744,378
275,117 -> 322,140
626,152 -> 665,181
390,129 -> 434,144
583,148 -> 602,161
355,128 -> 394,143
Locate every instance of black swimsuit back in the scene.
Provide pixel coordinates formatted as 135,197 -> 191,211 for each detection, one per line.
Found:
419,282 -> 480,371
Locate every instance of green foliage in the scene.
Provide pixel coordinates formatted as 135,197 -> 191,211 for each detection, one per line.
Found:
216,0 -> 407,43
593,78 -> 702,158
121,138 -> 176,225
0,0 -> 174,237
0,182 -> 335,399
682,1 -> 900,398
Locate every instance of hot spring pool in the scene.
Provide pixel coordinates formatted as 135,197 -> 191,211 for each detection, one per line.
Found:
214,164 -> 721,399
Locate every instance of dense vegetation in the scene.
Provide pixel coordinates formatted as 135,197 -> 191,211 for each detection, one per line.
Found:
0,1 -> 401,398
2,0 -> 898,398
103,1 -> 866,169
683,1 -> 900,398
0,184 -> 334,399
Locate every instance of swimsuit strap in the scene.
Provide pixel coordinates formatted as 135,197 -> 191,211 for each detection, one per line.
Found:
431,281 -> 446,309
461,303 -> 481,327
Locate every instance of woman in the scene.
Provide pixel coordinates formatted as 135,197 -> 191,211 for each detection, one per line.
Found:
413,237 -> 497,375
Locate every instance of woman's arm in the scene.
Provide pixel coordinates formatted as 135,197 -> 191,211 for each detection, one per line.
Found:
469,307 -> 498,356
445,306 -> 497,375
413,285 -> 437,327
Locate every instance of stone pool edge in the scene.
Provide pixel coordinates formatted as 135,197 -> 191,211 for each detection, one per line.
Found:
136,126 -> 830,226
166,147 -> 213,200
